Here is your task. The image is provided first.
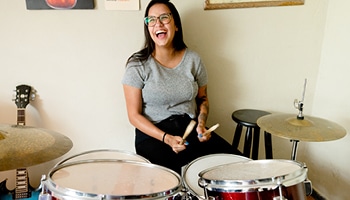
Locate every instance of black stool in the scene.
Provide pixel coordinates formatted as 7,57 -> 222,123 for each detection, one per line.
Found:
231,109 -> 273,160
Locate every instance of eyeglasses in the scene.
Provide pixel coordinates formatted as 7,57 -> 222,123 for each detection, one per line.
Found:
144,13 -> 172,27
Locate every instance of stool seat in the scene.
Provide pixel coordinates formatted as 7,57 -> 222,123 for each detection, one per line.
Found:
232,109 -> 270,127
231,109 -> 273,159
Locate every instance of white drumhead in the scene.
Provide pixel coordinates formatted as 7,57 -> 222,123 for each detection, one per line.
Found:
183,154 -> 250,198
47,160 -> 181,199
55,149 -> 149,167
200,159 -> 307,190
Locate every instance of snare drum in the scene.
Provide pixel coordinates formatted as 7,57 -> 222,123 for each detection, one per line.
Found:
43,160 -> 182,200
182,154 -> 250,199
198,159 -> 308,200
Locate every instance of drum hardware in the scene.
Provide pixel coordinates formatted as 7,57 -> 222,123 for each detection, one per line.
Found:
294,78 -> 307,121
179,187 -> 198,200
304,179 -> 312,196
38,175 -> 51,200
289,79 -> 307,161
273,178 -> 312,200
202,185 -> 210,200
290,139 -> 299,161
273,178 -> 287,200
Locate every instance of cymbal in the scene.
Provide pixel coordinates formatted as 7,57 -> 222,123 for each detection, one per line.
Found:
0,124 -> 73,171
257,113 -> 347,142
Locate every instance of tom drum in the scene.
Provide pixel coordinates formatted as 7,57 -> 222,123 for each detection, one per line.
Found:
198,159 -> 309,200
182,153 -> 250,199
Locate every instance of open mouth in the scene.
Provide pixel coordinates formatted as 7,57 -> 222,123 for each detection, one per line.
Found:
156,30 -> 167,38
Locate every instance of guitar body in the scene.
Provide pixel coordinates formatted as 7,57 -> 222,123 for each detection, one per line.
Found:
0,194 -> 40,200
0,179 -> 11,195
0,85 -> 40,200
0,179 -> 40,200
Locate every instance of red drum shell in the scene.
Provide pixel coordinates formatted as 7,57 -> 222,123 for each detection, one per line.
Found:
199,159 -> 308,200
203,183 -> 306,200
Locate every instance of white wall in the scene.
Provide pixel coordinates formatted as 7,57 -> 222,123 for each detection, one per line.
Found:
0,0 -> 348,199
306,0 -> 350,198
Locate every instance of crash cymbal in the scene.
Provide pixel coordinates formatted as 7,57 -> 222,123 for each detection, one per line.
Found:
0,124 -> 73,171
257,113 -> 347,142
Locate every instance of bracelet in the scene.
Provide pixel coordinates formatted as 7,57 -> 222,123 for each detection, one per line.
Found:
162,132 -> 167,143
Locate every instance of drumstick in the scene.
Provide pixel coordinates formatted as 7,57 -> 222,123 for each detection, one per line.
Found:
180,120 -> 196,145
202,123 -> 220,137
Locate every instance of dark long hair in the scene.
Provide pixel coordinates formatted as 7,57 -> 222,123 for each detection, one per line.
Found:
126,0 -> 187,64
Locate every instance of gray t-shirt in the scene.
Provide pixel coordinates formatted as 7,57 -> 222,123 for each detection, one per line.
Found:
122,49 -> 208,123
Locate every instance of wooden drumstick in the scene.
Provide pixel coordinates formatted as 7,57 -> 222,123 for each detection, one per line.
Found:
202,123 -> 220,137
180,120 -> 196,145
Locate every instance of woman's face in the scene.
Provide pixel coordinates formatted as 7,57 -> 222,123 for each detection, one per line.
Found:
147,3 -> 177,49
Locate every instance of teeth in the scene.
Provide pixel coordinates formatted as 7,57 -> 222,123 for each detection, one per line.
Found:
156,30 -> 166,34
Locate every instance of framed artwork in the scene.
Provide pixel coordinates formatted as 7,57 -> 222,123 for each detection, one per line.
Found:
26,0 -> 95,10
204,0 -> 305,10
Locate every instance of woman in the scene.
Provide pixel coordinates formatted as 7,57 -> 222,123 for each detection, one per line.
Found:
122,0 -> 241,174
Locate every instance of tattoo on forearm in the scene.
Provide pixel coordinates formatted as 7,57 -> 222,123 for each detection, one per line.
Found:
197,96 -> 209,125
198,113 -> 207,125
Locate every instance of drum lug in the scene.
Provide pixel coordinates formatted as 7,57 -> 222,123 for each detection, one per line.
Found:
38,193 -> 52,200
273,182 -> 288,200
38,175 -> 52,200
304,179 -> 313,196
175,190 -> 188,200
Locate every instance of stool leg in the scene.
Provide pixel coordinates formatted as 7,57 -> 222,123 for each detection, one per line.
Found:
252,127 -> 260,160
232,124 -> 243,149
264,131 -> 273,159
243,127 -> 253,158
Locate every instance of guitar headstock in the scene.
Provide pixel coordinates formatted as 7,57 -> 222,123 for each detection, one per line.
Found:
13,84 -> 36,109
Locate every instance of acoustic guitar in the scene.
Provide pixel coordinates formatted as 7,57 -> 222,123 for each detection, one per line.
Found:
0,84 -> 40,200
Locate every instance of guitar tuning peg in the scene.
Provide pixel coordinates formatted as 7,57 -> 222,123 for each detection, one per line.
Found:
12,90 -> 17,101
30,93 -> 36,101
31,88 -> 37,101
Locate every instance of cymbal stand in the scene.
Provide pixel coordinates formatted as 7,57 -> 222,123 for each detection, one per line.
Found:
290,139 -> 299,161
290,99 -> 303,160
291,96 -> 302,161
291,78 -> 307,160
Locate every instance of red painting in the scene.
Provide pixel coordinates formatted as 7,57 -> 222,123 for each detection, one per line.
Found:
26,0 -> 95,10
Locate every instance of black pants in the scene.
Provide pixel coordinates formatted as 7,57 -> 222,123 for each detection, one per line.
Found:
135,114 -> 242,174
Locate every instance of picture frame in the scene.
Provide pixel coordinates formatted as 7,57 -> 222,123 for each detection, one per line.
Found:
26,0 -> 94,10
204,0 -> 305,10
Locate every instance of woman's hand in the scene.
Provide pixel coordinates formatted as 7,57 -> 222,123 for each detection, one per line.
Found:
164,134 -> 187,154
196,124 -> 211,142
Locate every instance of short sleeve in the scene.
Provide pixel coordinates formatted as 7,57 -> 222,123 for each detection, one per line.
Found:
196,59 -> 208,87
121,62 -> 145,89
